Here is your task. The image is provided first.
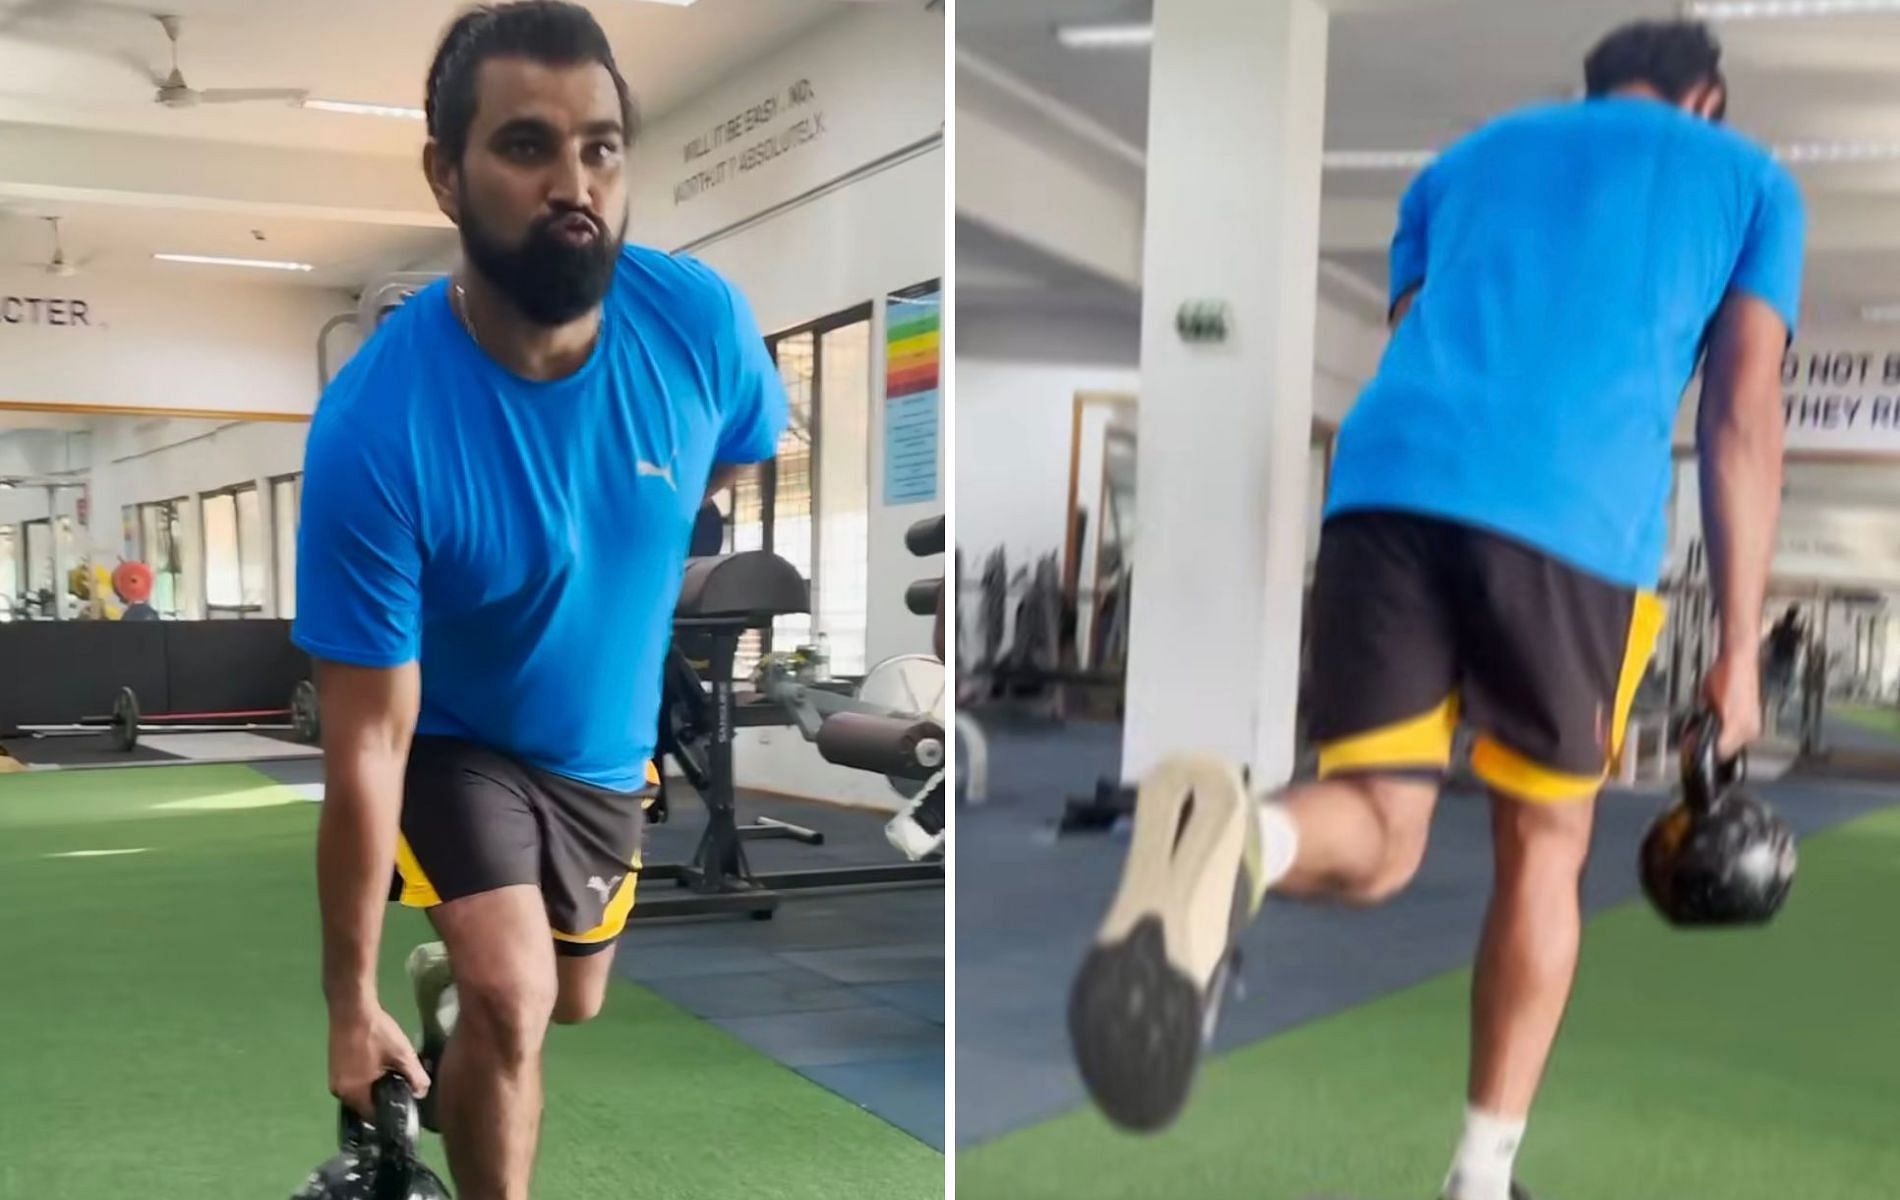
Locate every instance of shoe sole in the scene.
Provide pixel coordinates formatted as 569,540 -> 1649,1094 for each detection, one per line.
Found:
1067,754 -> 1252,1133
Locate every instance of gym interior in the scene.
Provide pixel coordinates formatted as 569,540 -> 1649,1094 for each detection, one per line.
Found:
0,1 -> 945,1194
955,2 -> 1900,1196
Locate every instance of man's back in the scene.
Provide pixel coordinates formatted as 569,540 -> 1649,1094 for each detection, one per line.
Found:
1327,96 -> 1805,589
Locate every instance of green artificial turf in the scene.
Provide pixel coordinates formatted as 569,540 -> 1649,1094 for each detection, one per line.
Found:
0,766 -> 941,1199
957,807 -> 1900,1200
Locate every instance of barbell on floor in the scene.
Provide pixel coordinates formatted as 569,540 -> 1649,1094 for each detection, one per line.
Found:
20,681 -> 321,752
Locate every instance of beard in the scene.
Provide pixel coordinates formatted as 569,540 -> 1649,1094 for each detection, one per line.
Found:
457,191 -> 626,327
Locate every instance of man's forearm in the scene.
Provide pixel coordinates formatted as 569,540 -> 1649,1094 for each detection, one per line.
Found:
1699,393 -> 1784,659
706,462 -> 747,500
316,750 -> 407,1014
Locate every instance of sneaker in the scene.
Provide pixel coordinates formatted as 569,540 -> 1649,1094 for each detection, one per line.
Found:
405,941 -> 457,1134
1441,1183 -> 1534,1200
1066,754 -> 1267,1132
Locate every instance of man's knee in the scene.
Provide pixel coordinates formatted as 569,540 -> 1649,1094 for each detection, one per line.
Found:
1340,774 -> 1436,905
1491,792 -> 1596,879
457,972 -> 558,1060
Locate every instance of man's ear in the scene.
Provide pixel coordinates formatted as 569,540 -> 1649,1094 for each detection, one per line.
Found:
422,140 -> 460,224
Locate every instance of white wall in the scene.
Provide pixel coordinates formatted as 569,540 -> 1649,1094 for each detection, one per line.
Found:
955,360 -> 1141,569
626,3 -> 945,810
955,290 -> 1384,576
0,270 -> 350,417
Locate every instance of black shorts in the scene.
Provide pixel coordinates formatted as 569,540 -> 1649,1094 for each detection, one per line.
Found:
1305,511 -> 1664,803
392,736 -> 652,957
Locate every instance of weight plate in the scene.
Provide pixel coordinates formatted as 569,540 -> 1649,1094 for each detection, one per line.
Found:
292,680 -> 321,743
852,654 -> 945,797
111,686 -> 140,752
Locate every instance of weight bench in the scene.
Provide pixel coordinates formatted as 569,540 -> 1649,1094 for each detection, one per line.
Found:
634,551 -> 944,922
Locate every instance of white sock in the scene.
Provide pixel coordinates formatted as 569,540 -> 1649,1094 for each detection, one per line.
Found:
1255,801 -> 1300,890
1443,1107 -> 1525,1200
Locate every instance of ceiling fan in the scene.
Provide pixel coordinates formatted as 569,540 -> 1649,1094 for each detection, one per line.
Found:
121,13 -> 308,110
14,217 -> 91,278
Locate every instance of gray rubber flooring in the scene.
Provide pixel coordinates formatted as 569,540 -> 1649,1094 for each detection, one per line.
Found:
954,715 -> 1900,1148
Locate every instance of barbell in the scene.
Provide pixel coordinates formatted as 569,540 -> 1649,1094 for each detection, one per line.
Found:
20,682 -> 320,752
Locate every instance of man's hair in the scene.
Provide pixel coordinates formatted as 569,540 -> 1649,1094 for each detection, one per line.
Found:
426,1 -> 638,163
1585,19 -> 1726,113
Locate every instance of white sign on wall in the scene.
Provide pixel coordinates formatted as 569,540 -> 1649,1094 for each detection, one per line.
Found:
1778,346 -> 1900,455
1775,502 -> 1900,586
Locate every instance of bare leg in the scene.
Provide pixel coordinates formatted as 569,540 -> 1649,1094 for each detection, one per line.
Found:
428,885 -> 558,1200
1468,791 -> 1596,1116
552,945 -> 617,1025
1272,773 -> 1441,904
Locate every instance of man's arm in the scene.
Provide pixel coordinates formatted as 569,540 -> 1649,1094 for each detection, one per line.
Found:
1697,291 -> 1788,755
315,658 -> 420,1015
706,462 -> 751,500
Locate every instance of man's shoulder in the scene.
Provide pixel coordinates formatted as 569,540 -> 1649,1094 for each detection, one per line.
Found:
612,243 -> 735,318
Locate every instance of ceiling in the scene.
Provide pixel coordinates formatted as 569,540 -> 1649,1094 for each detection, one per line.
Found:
958,0 -> 1900,329
0,0 -> 852,289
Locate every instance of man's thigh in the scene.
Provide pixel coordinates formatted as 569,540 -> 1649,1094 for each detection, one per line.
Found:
1454,529 -> 1665,804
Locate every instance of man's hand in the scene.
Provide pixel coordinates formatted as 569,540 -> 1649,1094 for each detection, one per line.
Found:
329,1002 -> 430,1119
1700,648 -> 1763,759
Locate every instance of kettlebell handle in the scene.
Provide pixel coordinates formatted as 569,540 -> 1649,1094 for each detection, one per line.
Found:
371,1073 -> 421,1158
1683,709 -> 1745,815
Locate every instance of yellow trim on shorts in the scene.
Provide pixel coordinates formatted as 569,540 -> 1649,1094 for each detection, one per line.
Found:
1469,736 -> 1602,803
552,866 -> 640,946
1609,591 -> 1667,760
1317,696 -> 1459,777
393,835 -> 442,909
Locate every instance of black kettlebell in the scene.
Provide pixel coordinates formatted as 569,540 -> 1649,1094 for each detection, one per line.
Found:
1639,711 -> 1797,927
290,1074 -> 452,1200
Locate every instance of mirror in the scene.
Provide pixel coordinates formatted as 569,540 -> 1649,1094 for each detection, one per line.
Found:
0,411 -> 309,623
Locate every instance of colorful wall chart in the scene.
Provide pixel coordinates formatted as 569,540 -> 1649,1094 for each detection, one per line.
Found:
884,283 -> 941,505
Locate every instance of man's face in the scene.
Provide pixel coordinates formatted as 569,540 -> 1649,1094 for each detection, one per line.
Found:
427,56 -> 631,326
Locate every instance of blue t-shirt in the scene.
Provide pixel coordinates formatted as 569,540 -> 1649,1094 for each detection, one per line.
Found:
293,244 -> 788,791
1326,97 -> 1807,588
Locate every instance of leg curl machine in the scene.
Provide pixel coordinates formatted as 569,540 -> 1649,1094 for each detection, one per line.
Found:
634,528 -> 946,921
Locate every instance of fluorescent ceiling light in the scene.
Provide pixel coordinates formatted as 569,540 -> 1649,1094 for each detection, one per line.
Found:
154,253 -> 316,272
1690,0 -> 1900,18
1775,141 -> 1900,162
303,98 -> 425,120
1862,304 -> 1900,323
1055,21 -> 1154,48
1320,140 -> 1900,171
1323,150 -> 1437,171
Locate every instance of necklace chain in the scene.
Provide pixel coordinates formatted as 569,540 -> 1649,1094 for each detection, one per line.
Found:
452,279 -> 482,353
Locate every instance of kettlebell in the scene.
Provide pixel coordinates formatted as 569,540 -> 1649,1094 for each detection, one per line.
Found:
1639,711 -> 1797,927
290,1073 -> 452,1200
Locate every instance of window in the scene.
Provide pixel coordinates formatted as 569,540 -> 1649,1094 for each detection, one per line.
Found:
726,303 -> 874,678
23,517 -> 51,606
128,499 -> 186,617
0,525 -> 16,620
202,484 -> 267,616
272,474 -> 302,619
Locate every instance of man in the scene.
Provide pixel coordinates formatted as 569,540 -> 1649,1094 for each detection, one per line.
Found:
1070,20 -> 1803,1200
294,4 -> 786,1198
1764,603 -> 1804,718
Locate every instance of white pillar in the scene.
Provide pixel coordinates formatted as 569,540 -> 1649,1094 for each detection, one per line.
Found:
1121,0 -> 1330,785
